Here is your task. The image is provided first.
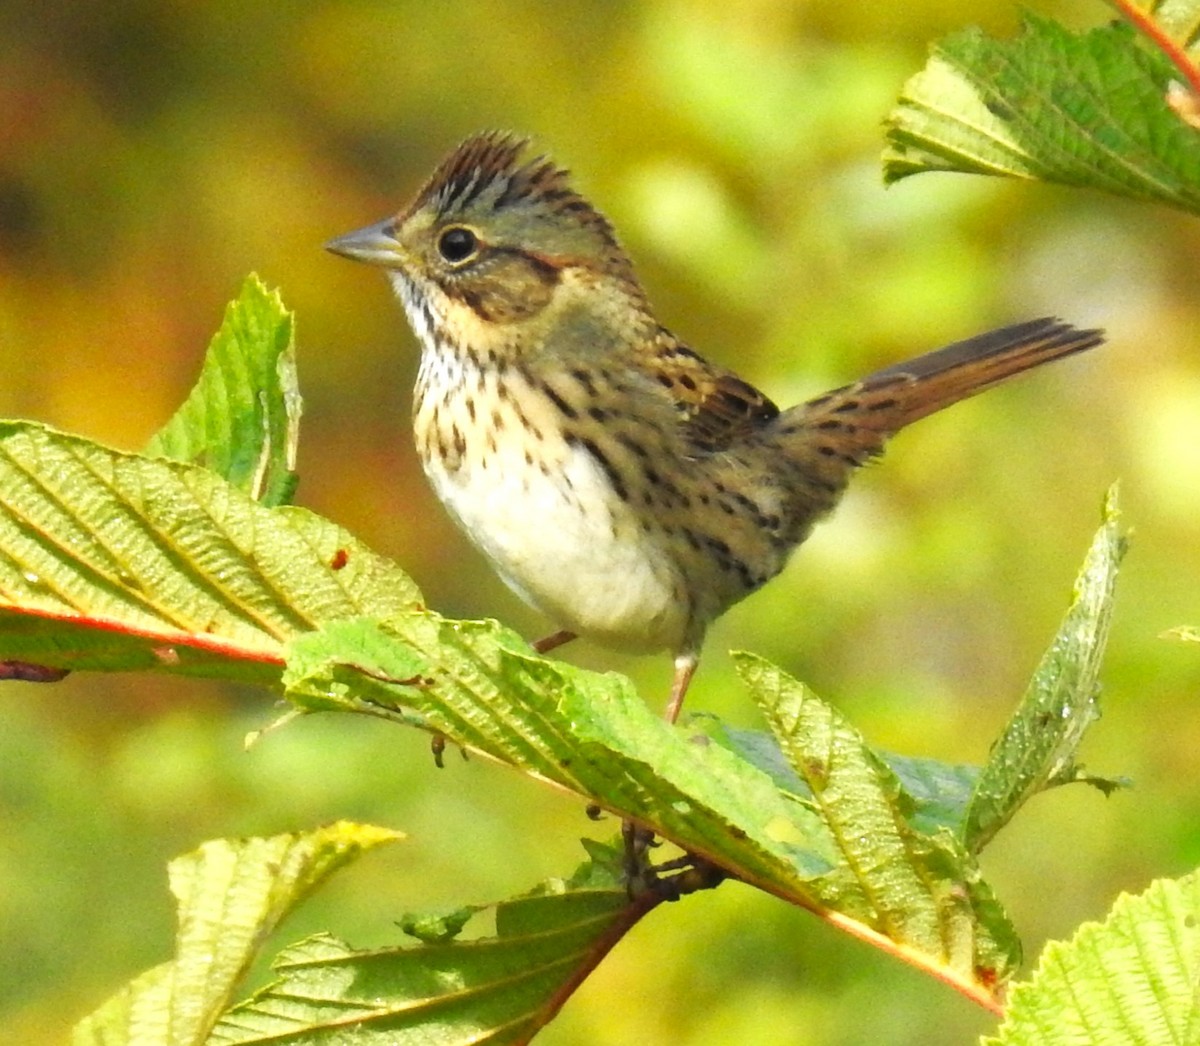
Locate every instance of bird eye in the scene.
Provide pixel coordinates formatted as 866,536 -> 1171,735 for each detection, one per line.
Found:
437,226 -> 479,264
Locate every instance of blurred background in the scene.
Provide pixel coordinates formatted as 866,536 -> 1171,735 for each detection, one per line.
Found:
1,0 -> 1197,1042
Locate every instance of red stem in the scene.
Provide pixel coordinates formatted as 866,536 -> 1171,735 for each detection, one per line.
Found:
1110,0 -> 1200,96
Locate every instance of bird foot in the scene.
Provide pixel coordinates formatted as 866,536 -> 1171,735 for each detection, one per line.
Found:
621,819 -> 725,900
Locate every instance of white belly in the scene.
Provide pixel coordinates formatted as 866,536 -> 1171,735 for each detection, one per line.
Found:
423,435 -> 687,654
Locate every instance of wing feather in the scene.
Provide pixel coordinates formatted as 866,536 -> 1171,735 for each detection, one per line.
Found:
648,333 -> 779,452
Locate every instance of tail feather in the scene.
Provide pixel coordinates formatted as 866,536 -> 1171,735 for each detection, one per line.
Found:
786,318 -> 1103,455
849,317 -> 1103,428
756,316 -> 1103,551
766,317 -> 1104,530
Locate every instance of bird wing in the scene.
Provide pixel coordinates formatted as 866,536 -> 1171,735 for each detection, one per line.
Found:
649,333 -> 779,453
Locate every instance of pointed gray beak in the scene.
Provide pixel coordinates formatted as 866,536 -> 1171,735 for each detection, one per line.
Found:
325,219 -> 402,267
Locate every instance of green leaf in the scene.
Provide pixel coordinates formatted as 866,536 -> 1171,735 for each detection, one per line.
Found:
735,652 -> 1020,989
282,615 -> 836,886
73,823 -> 400,1046
699,716 -> 980,837
1,415 -> 997,998
981,868 -> 1200,1046
0,416 -> 1123,1012
144,274 -> 301,507
883,14 -> 1200,214
882,752 -> 980,838
284,616 -> 1016,999
964,486 -> 1125,852
0,422 -> 420,679
209,854 -> 641,1045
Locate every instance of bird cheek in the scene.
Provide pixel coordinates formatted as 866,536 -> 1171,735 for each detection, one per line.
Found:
453,259 -> 559,325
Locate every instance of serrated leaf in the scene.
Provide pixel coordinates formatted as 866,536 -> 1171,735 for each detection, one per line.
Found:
282,615 -> 838,892
982,868 -> 1200,1046
698,715 -> 980,837
279,604 -> 1039,1003
964,486 -> 1125,852
73,823 -> 400,1046
0,422 -> 420,678
145,275 -> 301,507
1,416 -> 995,995
283,617 -> 1017,1001
883,14 -> 1200,214
734,652 -> 1020,994
210,856 -> 638,1046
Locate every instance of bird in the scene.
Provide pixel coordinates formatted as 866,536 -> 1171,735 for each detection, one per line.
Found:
327,131 -> 1103,724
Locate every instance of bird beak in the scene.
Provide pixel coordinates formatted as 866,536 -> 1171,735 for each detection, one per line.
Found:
325,219 -> 403,267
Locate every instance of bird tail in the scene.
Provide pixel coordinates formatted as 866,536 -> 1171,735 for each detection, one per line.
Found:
763,318 -> 1103,539
778,317 -> 1104,467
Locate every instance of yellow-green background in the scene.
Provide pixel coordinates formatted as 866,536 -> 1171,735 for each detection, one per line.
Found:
2,1 -> 1198,1043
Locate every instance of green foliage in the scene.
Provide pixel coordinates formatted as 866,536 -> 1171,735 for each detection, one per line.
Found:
74,824 -> 400,1046
0,273 -> 1153,1039
144,275 -> 302,507
964,487 -> 1128,852
736,651 -> 1020,978
209,853 -> 636,1045
3,4 -> 1199,1043
884,13 -> 1200,213
982,869 -> 1200,1046
0,421 -> 419,682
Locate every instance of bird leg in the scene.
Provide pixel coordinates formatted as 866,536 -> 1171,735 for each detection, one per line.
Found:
622,817 -> 655,890
533,632 -> 698,882
533,629 -> 577,654
623,651 -> 701,887
664,651 -> 698,724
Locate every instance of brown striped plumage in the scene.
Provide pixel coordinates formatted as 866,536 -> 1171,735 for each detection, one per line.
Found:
328,132 -> 1104,721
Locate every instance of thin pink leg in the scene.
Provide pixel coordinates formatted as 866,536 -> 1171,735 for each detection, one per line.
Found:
664,651 -> 698,724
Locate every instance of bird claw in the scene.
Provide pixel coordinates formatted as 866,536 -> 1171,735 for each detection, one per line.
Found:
621,819 -> 725,901
430,733 -> 445,767
429,733 -> 469,767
